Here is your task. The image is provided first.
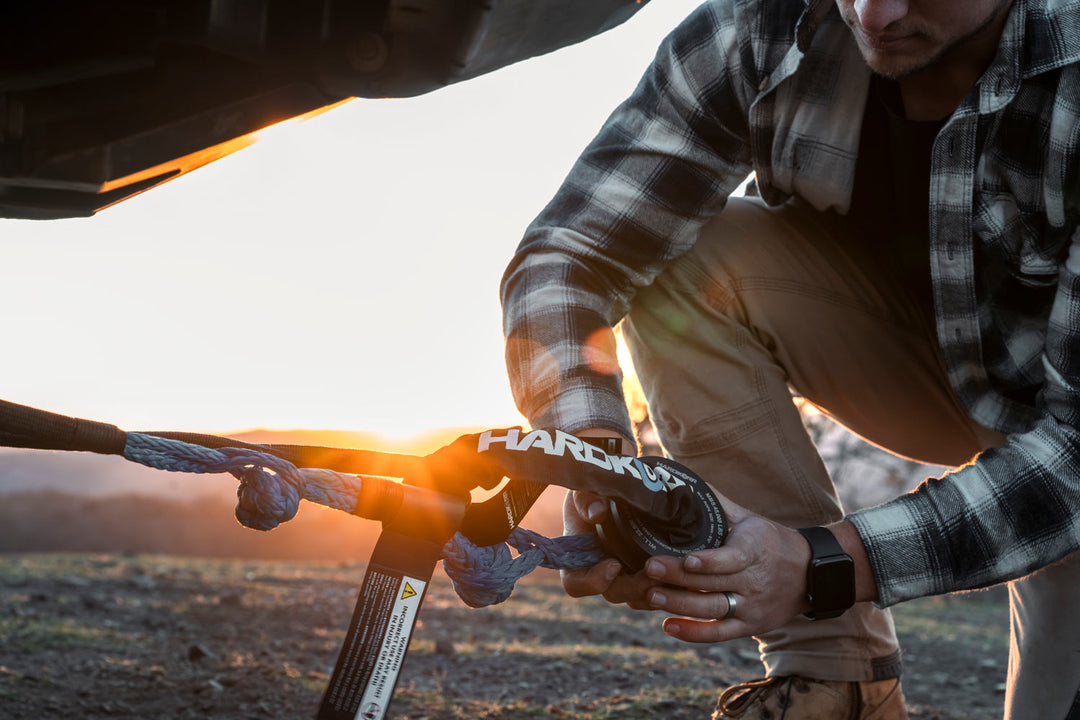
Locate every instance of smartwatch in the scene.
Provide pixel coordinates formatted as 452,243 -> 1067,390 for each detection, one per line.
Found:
796,526 -> 855,620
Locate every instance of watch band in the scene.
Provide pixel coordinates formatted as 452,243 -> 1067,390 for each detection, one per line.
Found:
796,526 -> 855,620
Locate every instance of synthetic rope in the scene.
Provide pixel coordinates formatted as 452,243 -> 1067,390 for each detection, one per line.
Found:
443,527 -> 603,608
121,432 -> 604,607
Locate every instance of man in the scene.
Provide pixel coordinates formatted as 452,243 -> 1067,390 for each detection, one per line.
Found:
501,0 -> 1080,717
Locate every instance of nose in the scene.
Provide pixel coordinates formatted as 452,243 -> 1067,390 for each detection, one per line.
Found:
852,0 -> 909,33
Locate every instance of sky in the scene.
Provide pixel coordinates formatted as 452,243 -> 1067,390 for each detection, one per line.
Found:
0,0 -> 705,438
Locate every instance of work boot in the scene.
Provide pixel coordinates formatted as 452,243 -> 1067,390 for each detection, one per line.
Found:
712,676 -> 907,720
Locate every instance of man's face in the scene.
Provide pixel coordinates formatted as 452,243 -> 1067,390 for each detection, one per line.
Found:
835,0 -> 1014,78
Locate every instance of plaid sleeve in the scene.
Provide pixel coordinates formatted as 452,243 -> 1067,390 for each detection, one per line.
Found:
500,0 -> 763,436
851,230 -> 1080,607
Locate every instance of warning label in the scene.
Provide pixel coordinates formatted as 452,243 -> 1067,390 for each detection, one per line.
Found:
353,574 -> 426,720
317,568 -> 427,720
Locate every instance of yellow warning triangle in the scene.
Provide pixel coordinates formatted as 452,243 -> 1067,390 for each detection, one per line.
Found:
401,582 -> 418,600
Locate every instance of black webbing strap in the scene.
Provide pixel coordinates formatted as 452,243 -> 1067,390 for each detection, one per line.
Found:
0,399 -> 126,454
316,480 -> 467,720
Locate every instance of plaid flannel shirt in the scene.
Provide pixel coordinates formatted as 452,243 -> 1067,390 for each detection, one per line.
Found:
500,0 -> 1080,606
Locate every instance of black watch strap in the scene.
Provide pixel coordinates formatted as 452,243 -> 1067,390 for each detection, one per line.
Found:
796,526 -> 855,620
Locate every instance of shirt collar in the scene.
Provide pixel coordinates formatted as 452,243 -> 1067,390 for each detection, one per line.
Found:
796,0 -> 836,52
980,0 -> 1080,113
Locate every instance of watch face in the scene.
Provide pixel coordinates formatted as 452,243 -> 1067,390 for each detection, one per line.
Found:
797,526 -> 855,620
810,555 -> 855,613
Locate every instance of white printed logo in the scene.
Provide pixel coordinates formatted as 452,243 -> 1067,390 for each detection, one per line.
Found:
476,428 -> 685,493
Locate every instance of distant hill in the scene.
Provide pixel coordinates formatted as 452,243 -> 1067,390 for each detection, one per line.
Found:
227,426 -> 483,455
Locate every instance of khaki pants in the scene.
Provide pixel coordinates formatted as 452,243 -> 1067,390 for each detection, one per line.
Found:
621,197 -> 1062,713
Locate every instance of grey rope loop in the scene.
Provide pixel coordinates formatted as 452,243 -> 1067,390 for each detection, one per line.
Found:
123,432 -> 362,530
442,528 -> 603,608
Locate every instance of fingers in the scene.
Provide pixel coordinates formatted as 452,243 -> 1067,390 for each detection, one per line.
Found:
562,559 -> 660,609
561,489 -> 623,600
649,587 -> 756,643
574,490 -> 609,526
560,483 -> 817,645
562,489 -> 609,534
642,549 -> 750,591
646,585 -> 736,620
562,559 -> 621,598
646,583 -> 755,638
561,489 -> 660,607
641,519 -> 815,643
608,570 -> 662,610
662,617 -> 748,644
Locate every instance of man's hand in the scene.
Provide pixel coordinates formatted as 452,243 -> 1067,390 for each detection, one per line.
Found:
560,488 -> 660,608
639,495 -> 811,642
556,429 -> 880,629
558,429 -> 658,607
640,496 -> 879,643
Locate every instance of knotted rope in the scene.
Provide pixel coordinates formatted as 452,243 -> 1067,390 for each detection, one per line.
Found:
441,527 -> 602,608
122,432 -> 605,607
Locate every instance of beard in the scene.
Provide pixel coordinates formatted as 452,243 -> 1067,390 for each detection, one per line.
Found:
843,0 -> 1013,80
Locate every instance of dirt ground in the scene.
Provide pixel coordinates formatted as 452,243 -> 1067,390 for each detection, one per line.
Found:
0,553 -> 1009,720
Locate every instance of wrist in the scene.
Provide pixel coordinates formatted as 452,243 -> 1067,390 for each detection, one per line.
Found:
796,526 -> 856,620
827,519 -> 880,604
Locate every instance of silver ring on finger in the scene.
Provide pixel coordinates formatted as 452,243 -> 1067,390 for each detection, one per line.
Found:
722,591 -> 737,620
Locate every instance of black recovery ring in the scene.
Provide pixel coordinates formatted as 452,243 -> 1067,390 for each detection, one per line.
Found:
595,457 -> 729,573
